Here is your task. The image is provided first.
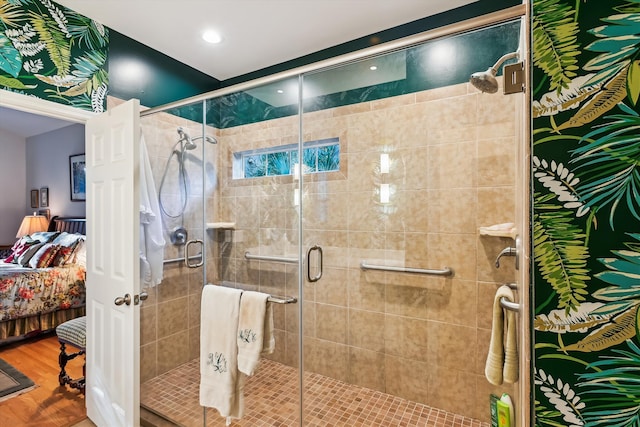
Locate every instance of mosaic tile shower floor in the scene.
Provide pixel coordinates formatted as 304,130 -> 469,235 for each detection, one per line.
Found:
141,358 -> 489,427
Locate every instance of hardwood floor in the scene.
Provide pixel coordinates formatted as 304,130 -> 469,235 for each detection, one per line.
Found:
0,332 -> 87,427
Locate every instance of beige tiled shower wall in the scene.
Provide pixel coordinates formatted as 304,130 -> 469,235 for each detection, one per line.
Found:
138,111 -> 217,382
214,80 -> 519,422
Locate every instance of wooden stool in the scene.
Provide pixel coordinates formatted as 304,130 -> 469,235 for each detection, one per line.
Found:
56,316 -> 86,393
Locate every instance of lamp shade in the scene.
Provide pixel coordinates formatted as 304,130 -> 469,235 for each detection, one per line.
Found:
16,215 -> 49,238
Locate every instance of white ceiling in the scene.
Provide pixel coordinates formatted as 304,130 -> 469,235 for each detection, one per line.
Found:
55,0 -> 478,81
0,106 -> 74,138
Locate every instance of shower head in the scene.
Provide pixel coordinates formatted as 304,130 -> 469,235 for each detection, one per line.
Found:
469,51 -> 519,94
193,135 -> 218,144
470,68 -> 499,93
177,127 -> 217,149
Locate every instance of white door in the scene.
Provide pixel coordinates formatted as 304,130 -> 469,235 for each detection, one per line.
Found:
85,99 -> 141,426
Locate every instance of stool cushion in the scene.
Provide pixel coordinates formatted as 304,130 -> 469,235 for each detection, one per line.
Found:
56,316 -> 86,348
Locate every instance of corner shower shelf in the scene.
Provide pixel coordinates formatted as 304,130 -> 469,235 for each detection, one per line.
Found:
479,224 -> 516,239
206,222 -> 236,230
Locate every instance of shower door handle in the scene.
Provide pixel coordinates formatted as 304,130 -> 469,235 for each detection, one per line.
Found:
185,239 -> 204,268
306,245 -> 323,282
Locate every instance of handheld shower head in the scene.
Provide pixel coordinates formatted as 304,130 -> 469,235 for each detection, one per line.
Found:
177,127 -> 197,150
469,51 -> 519,94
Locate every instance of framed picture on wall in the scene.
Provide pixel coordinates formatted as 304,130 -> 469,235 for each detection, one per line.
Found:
30,189 -> 39,208
69,153 -> 86,201
40,187 -> 49,207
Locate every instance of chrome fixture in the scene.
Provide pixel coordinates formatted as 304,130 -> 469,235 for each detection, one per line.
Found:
500,282 -> 520,312
495,246 -> 517,268
360,261 -> 454,277
158,127 -> 217,223
469,51 -> 519,93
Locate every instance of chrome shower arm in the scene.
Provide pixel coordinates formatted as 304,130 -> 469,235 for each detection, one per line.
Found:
490,51 -> 519,74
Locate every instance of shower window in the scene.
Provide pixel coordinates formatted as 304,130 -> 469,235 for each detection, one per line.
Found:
233,137 -> 339,179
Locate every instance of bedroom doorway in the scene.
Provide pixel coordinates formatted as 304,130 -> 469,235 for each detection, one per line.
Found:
0,92 -> 95,426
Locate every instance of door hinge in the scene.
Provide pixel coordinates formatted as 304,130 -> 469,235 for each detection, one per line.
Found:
503,61 -> 525,94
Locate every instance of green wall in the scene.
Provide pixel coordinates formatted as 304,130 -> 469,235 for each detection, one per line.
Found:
212,21 -> 520,129
0,0 -> 219,111
532,0 -> 640,425
0,0 -> 109,111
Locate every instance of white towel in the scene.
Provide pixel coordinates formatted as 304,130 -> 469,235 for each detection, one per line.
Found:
200,284 -> 245,419
237,291 -> 271,375
139,134 -> 165,287
485,284 -> 518,385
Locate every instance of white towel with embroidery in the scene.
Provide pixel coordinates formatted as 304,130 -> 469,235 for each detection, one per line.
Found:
139,133 -> 165,287
237,291 -> 272,375
200,284 -> 245,419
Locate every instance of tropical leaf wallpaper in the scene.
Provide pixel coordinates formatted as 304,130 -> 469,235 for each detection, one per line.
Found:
0,0 -> 108,112
533,0 -> 640,425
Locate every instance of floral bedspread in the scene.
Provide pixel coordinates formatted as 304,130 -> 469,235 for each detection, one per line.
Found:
0,261 -> 86,321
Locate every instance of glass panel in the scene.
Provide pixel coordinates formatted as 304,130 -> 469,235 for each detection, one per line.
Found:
300,19 -> 521,425
136,17 -> 524,427
205,78 -> 303,425
139,99 -> 208,426
267,151 -> 291,176
245,153 -> 267,177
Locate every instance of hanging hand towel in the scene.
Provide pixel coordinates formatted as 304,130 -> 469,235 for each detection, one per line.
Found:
262,301 -> 275,356
200,284 -> 245,419
503,294 -> 519,384
485,284 -> 515,386
139,133 -> 165,287
237,291 -> 271,375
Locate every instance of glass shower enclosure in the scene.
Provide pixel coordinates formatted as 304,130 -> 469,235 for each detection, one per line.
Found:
138,11 -> 527,427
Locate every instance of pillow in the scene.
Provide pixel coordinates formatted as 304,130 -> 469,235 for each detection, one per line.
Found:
17,242 -> 46,266
30,231 -> 59,243
72,239 -> 86,266
51,245 -> 74,266
51,232 -> 85,248
28,243 -> 61,268
5,237 -> 36,263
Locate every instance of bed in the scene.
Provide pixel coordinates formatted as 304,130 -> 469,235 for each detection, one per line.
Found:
0,216 -> 86,342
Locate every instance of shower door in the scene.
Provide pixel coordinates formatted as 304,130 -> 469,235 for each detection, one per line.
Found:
137,15 -> 528,427
298,19 -> 526,425
207,79 -> 305,425
139,100 -> 209,426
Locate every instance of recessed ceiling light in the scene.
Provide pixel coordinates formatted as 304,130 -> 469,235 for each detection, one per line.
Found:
369,65 -> 378,71
277,89 -> 284,94
202,30 -> 222,44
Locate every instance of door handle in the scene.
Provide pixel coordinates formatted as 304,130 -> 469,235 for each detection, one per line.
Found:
185,239 -> 204,268
114,294 -> 131,306
133,291 -> 149,305
306,245 -> 323,282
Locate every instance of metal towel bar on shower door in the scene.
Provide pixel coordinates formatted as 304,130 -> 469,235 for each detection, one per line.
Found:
500,282 -> 520,312
267,295 -> 297,304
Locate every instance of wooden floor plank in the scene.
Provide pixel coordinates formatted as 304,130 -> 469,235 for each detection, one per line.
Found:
0,332 -> 87,427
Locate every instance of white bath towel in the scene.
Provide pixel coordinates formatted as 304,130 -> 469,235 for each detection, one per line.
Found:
139,133 -> 165,287
237,291 -> 271,375
485,284 -> 518,385
200,284 -> 245,419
